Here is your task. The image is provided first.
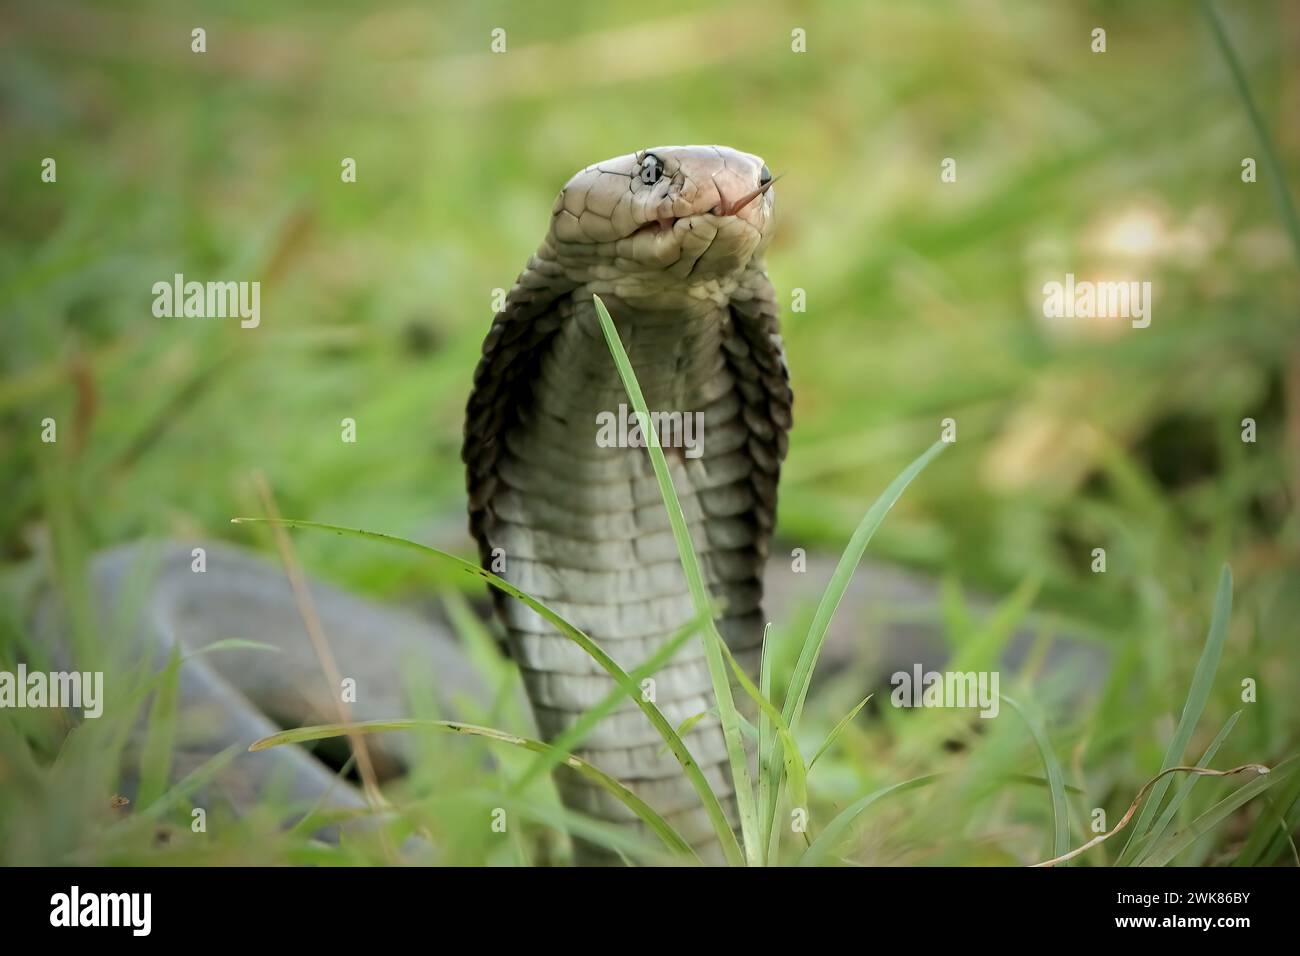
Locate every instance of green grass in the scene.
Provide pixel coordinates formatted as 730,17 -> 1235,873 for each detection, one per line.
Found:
230,516 -> 744,864
1001,695 -> 1070,860
253,718 -> 695,862
228,338 -> 951,865
1118,565 -> 1234,862
236,297 -> 1276,868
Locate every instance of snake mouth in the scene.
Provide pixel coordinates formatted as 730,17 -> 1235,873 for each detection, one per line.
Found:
630,176 -> 778,239
630,201 -> 772,240
629,216 -> 679,239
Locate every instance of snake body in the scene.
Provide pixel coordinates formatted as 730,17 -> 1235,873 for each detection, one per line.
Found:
462,146 -> 791,858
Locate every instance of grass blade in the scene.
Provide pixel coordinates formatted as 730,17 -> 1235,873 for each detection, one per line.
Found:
511,609 -> 709,793
136,644 -> 181,810
107,745 -> 242,832
950,574 -> 1041,673
251,718 -> 699,861
181,637 -> 283,661
762,440 -> 946,844
1131,710 -> 1241,865
1139,757 -> 1289,867
1199,0 -> 1300,269
784,440 -> 946,731
1118,565 -> 1233,863
1002,694 -> 1069,860
718,637 -> 808,831
231,515 -> 743,865
674,711 -> 710,737
1035,762 -> 1273,867
797,774 -> 941,866
758,631 -> 788,866
757,622 -> 775,863
511,801 -> 680,865
809,694 -> 873,772
593,293 -> 758,864
1234,759 -> 1300,866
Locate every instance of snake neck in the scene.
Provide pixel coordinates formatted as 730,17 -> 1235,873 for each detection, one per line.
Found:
564,292 -> 730,429
487,291 -> 764,861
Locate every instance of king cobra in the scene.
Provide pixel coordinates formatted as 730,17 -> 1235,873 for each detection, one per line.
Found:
463,145 -> 790,861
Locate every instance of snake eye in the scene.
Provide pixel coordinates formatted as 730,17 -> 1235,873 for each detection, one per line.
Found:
759,164 -> 772,187
639,153 -> 665,186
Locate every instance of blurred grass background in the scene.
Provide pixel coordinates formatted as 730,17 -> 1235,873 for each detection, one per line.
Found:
0,0 -> 1297,865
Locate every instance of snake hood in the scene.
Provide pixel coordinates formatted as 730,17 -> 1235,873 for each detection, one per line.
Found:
547,145 -> 776,302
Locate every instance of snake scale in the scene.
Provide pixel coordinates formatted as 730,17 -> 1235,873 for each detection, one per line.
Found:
462,145 -> 791,861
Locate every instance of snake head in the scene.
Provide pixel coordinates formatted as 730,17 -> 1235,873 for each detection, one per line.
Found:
549,145 -> 776,294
